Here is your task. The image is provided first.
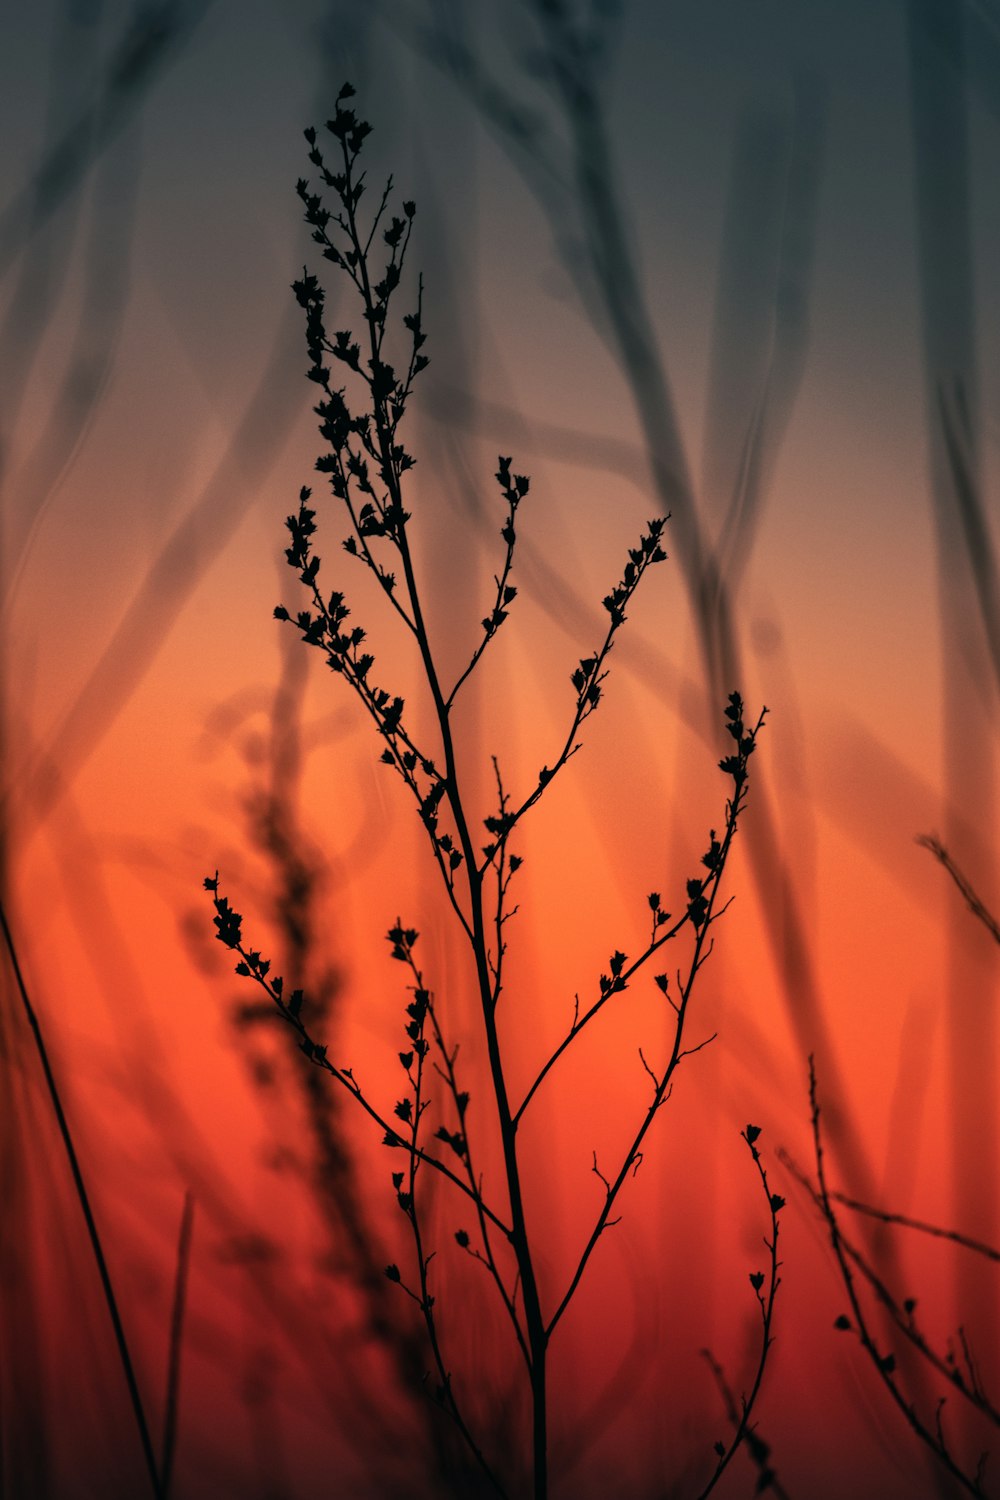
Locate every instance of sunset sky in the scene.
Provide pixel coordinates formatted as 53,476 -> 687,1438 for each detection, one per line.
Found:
2,3 -> 999,1497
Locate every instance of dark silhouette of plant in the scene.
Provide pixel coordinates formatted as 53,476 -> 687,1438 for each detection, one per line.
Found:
205,84 -> 770,1499
226,630 -> 489,1491
698,1125 -> 785,1500
370,32 -> 932,1399
376,22 -> 1000,1487
906,0 -> 1000,1383
784,1058 -> 1000,1499
0,901 -> 168,1500
0,9 -> 232,1489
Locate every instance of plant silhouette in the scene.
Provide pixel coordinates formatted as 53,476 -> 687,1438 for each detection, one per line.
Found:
206,84 -> 771,1499
786,1056 -> 1000,1499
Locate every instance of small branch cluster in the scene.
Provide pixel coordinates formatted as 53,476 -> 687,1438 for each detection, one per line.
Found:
379,924 -> 507,1490
447,457 -> 529,711
490,513 -> 669,846
514,693 -> 765,1132
204,877 -> 510,1243
699,1123 -> 786,1500
789,1058 -> 998,1498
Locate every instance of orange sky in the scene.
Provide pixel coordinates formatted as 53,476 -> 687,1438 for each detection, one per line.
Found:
2,4 -> 999,1498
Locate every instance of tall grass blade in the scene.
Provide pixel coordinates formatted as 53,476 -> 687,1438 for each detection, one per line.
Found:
161,1190 -> 195,1499
0,902 -> 163,1500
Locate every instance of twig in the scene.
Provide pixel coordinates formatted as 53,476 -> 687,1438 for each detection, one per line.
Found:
779,1152 -> 1000,1436
204,879 -> 513,1240
917,834 -> 1000,946
546,704 -> 765,1340
696,1125 -> 784,1500
833,1192 -> 1000,1265
516,701 -> 764,1128
807,1056 -> 990,1497
386,934 -> 509,1497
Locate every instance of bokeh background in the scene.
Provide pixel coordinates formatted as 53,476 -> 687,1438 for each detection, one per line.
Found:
2,2 -> 999,1497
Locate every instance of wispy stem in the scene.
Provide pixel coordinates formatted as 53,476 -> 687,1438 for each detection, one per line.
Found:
161,1190 -> 195,1498
0,901 -> 163,1500
917,834 -> 1000,946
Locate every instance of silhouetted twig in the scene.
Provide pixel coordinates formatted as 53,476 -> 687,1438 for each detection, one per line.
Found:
696,1125 -> 785,1500
800,1057 -> 993,1497
917,834 -> 1000,946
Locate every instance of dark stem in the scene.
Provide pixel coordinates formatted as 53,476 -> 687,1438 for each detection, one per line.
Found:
0,901 -> 164,1500
404,978 -> 509,1498
916,833 -> 1000,946
161,1190 -> 195,1498
809,1057 -> 987,1497
340,137 -> 551,1500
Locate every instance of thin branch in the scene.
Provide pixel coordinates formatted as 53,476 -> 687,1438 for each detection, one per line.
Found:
807,1057 -> 990,1497
517,702 -> 764,1129
391,950 -> 510,1498
513,901 -> 690,1127
839,1231 -> 1000,1430
446,462 -> 527,711
419,961 -> 530,1370
546,707 -> 764,1339
786,1145 -> 1000,1431
205,879 -> 512,1239
833,1191 -> 1000,1265
479,516 -> 669,873
917,834 -> 1000,945
695,1125 -> 784,1500
487,756 -> 522,1013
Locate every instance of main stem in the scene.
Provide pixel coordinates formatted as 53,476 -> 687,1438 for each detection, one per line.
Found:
396,523 -> 549,1498
352,267 -> 549,1497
